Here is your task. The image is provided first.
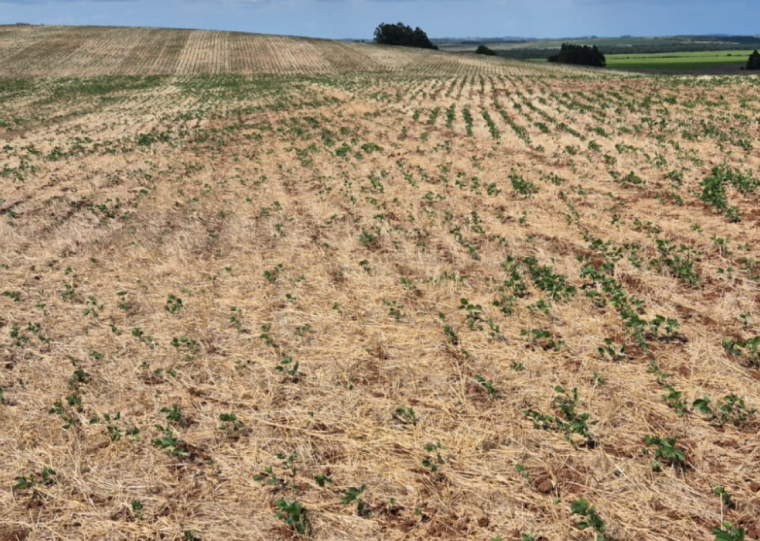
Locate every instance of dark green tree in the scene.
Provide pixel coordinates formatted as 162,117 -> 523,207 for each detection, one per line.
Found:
747,49 -> 760,70
475,45 -> 497,56
374,22 -> 438,50
548,43 -> 606,67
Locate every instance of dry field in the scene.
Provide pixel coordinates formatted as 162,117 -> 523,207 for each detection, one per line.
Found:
0,26 -> 577,78
1,26 -> 760,541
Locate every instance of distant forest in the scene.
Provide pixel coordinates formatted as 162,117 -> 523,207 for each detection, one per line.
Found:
548,44 -> 606,67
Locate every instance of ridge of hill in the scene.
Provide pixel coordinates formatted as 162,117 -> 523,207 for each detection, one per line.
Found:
0,25 -> 593,78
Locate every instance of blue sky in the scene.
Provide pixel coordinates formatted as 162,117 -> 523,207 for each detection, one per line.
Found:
1,0 -> 758,40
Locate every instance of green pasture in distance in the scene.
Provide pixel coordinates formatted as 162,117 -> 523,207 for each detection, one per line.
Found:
527,50 -> 755,70
606,50 -> 754,70
437,36 -> 698,51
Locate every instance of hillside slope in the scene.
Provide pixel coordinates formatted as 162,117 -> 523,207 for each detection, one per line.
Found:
0,25 -> 589,78
1,25 -> 760,541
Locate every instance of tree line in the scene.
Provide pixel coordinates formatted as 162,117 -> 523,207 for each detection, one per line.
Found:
370,23 -> 760,72
548,44 -> 606,67
498,42 -> 760,60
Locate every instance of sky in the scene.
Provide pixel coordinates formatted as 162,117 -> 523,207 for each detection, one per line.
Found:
1,0 -> 758,40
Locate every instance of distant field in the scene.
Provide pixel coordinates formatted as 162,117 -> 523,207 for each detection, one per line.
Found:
606,50 -> 753,71
440,35 -> 760,65
526,50 -> 754,72
438,36 -> 670,52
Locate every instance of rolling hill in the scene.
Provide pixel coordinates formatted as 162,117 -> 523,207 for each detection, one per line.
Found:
1,25 -> 759,541
0,25 -> 581,78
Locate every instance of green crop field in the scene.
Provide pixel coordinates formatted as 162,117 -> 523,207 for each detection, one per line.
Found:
438,36 -> 674,52
527,50 -> 755,72
606,50 -> 754,71
441,35 -> 760,67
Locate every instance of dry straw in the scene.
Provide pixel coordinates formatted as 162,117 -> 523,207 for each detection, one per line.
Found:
0,26 -> 759,541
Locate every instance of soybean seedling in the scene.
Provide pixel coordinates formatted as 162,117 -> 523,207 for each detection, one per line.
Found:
643,435 -> 687,471
164,294 -> 184,314
342,484 -> 370,517
274,499 -> 308,535
276,356 -> 301,382
570,498 -> 606,540
713,522 -> 746,541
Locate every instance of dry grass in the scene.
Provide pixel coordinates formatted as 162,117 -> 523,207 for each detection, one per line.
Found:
1,27 -> 760,541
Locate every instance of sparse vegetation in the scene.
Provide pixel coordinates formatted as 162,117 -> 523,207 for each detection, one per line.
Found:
1,25 -> 759,541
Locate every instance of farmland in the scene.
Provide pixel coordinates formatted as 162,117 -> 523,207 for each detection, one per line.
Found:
530,50 -> 755,73
0,25 -> 572,78
2,25 -> 760,541
605,50 -> 753,72
439,34 -> 760,61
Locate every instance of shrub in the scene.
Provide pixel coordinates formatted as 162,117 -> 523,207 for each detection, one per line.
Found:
747,49 -> 760,70
475,45 -> 497,56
